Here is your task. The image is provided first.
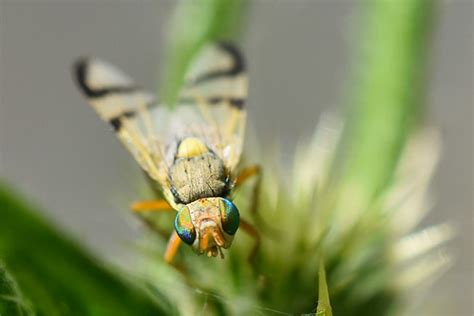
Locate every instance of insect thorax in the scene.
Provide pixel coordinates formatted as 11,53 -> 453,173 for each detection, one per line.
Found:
169,138 -> 229,204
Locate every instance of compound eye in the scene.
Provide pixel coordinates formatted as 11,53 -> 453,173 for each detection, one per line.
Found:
220,199 -> 240,235
174,208 -> 196,245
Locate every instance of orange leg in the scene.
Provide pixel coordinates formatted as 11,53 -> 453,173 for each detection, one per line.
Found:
130,199 -> 182,264
130,199 -> 173,213
234,165 -> 261,216
239,218 -> 261,263
235,166 -> 280,239
234,165 -> 261,187
164,231 -> 182,264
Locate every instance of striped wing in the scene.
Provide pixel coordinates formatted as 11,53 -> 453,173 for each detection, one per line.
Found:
74,57 -> 166,182
172,42 -> 247,171
73,42 -> 247,194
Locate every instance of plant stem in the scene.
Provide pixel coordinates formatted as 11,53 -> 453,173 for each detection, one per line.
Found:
333,0 -> 435,217
160,0 -> 247,107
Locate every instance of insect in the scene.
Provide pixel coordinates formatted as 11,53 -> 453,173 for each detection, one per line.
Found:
73,42 -> 260,264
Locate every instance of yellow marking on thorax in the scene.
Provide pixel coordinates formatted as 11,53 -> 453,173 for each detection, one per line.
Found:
176,137 -> 209,158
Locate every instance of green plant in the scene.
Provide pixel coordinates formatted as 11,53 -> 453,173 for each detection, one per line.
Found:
0,184 -> 173,315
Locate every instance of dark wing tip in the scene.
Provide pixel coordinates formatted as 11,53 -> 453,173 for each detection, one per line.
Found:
72,57 -> 139,99
72,56 -> 100,98
216,41 -> 245,74
73,56 -> 90,70
189,42 -> 246,86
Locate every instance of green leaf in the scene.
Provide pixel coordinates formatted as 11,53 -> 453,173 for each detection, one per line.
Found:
316,259 -> 333,316
160,0 -> 247,107
0,182 -> 172,316
0,266 -> 31,316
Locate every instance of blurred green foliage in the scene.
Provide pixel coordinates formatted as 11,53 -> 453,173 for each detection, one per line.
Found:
0,183 -> 171,316
333,0 -> 435,217
0,265 -> 30,316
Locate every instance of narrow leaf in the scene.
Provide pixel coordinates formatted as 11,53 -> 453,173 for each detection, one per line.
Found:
0,266 -> 31,316
316,259 -> 333,316
0,182 -> 171,316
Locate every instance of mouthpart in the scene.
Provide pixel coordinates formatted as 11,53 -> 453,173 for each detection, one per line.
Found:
198,221 -> 225,258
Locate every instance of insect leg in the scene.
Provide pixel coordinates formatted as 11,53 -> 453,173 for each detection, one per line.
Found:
236,165 -> 281,238
131,200 -> 175,239
130,199 -> 174,213
235,165 -> 263,220
132,202 -> 186,266
234,165 -> 261,187
234,164 -> 261,216
239,218 -> 260,263
164,231 -> 182,264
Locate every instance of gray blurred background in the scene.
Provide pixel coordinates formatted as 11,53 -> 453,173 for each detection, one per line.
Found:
0,1 -> 472,315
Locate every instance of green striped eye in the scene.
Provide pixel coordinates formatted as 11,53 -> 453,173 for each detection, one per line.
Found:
220,199 -> 240,235
174,208 -> 196,245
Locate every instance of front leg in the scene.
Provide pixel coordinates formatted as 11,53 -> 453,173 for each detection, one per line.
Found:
164,231 -> 182,264
130,200 -> 174,237
131,200 -> 184,266
130,199 -> 174,213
